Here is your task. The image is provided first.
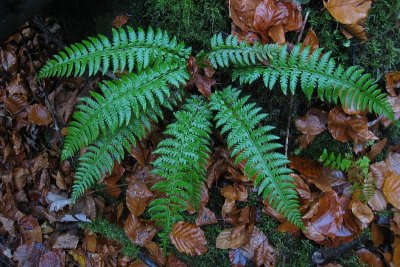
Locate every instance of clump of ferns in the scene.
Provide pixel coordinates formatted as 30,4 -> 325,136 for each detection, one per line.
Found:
38,27 -> 395,248
319,149 -> 375,202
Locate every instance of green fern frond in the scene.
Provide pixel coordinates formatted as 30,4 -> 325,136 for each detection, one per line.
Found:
71,90 -> 184,201
38,27 -> 191,78
149,96 -> 212,242
208,34 -> 394,119
61,63 -> 189,161
319,149 -> 352,172
209,87 -> 303,228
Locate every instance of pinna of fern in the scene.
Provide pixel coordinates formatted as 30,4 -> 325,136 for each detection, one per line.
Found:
208,34 -> 394,120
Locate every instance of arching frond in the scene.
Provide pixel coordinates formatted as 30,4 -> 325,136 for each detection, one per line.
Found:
209,87 -> 303,228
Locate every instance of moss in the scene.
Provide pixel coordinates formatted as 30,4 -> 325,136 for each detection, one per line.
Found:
145,0 -> 229,50
80,219 -> 139,259
257,214 -> 315,267
297,132 -> 352,161
338,253 -> 368,267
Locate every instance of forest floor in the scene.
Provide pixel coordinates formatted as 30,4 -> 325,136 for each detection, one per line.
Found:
0,0 -> 400,266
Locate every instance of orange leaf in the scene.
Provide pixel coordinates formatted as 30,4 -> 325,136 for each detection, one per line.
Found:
28,104 -> 52,126
195,207 -> 217,226
221,184 -> 248,201
340,23 -> 367,41
356,248 -> 384,267
145,241 -> 166,266
170,221 -> 207,256
370,223 -> 385,247
112,14 -> 129,28
351,199 -> 374,229
385,71 -> 400,96
253,0 -> 287,33
323,0 -> 372,24
229,0 -> 263,32
383,175 -> 400,209
126,180 -> 153,216
268,25 -> 285,44
301,29 -> 319,53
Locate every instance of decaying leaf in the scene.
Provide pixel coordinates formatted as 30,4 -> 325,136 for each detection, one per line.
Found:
323,0 -> 371,24
170,221 -> 207,256
112,14 -> 129,28
28,104 -> 52,126
295,108 -> 327,148
124,214 -> 157,246
221,184 -> 248,201
126,180 -> 153,216
216,225 -> 251,249
383,175 -> 400,209
351,199 -> 374,229
240,226 -> 276,266
195,207 -> 217,226
386,71 -> 400,97
52,233 -> 79,249
229,249 -> 248,267
356,248 -> 384,267
301,29 -> 319,53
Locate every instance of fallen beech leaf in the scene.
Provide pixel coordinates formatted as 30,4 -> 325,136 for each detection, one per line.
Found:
4,94 -> 28,115
39,251 -> 62,267
12,167 -> 29,191
166,253 -> 187,267
301,29 -> 319,53
328,106 -> 351,142
323,0 -> 372,24
222,199 -> 238,220
52,233 -> 79,249
367,138 -> 387,160
391,209 -> 400,235
129,260 -> 148,267
356,248 -> 384,267
383,175 -> 400,209
393,238 -> 400,267
85,232 -> 97,253
253,0 -> 287,36
112,14 -> 129,28
0,215 -> 15,236
386,71 -> 400,96
170,221 -> 207,256
371,223 -> 385,247
126,180 -> 153,216
253,238 -> 276,267
281,1 -> 302,31
14,242 -> 48,266
277,221 -> 300,233
240,226 -> 273,262
124,214 -> 157,246
194,74 -> 215,98
296,108 -> 327,147
216,226 -> 250,249
221,184 -> 248,201
1,47 -> 18,74
19,215 -> 42,243
145,241 -> 166,266
268,24 -> 285,44
230,0 -> 263,32
28,104 -> 52,126
340,23 -> 367,41
229,249 -> 248,267
351,199 -> 374,229
104,163 -> 124,198
195,207 -> 217,226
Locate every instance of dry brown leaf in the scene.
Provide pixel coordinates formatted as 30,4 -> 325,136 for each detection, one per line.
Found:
221,184 -> 248,201
170,221 -> 207,256
230,0 -> 263,32
145,241 -> 167,266
4,94 -> 28,115
370,223 -> 385,247
328,106 -> 351,142
323,0 -> 372,24
386,71 -> 400,96
356,248 -> 384,267
340,23 -> 367,41
216,226 -> 250,249
268,24 -> 285,44
368,190 -> 387,211
28,104 -> 52,126
253,239 -> 276,267
124,214 -> 157,246
126,180 -> 153,216
52,233 -> 79,249
112,14 -> 129,28
195,207 -> 217,226
166,253 -> 187,267
367,138 -> 387,160
351,199 -> 374,229
301,29 -> 319,53
383,175 -> 400,209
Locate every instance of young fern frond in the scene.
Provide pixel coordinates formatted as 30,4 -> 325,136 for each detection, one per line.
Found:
38,27 -> 191,78
149,96 -> 212,245
61,63 -> 189,160
208,34 -> 394,119
72,90 -> 184,201
319,149 -> 352,172
209,87 -> 303,228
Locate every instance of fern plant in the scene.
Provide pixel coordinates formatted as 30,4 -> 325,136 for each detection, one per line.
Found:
39,27 -> 394,248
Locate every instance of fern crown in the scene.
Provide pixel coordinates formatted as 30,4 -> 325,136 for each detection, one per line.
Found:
37,27 -> 397,242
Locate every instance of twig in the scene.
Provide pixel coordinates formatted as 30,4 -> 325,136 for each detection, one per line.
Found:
284,11 -> 310,156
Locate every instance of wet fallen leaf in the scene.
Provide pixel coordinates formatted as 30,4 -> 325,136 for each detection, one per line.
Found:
356,248 -> 384,267
351,199 -> 374,229
229,249 -> 248,267
124,214 -> 157,246
367,138 -> 387,160
340,23 -> 367,41
14,242 -> 48,266
145,241 -> 167,266
1,46 -> 19,74
170,221 -> 207,256
112,14 -> 129,28
28,104 -> 52,126
195,207 -> 217,226
221,184 -> 248,201
301,28 -> 319,53
386,71 -> 400,96
370,223 -> 385,247
52,233 -> 79,249
126,180 -> 153,216
19,215 -> 42,243
383,175 -> 400,209
216,225 -> 250,249
323,0 -> 371,24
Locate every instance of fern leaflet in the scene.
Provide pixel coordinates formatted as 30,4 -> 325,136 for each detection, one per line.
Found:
208,34 -> 394,119
61,63 -> 189,160
149,96 -> 212,247
209,87 -> 303,228
38,27 -> 191,78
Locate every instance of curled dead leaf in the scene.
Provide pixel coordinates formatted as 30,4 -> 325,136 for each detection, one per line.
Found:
216,225 -> 250,249
351,199 -> 374,229
126,180 -> 153,217
383,175 -> 400,209
221,184 -> 248,201
323,0 -> 371,24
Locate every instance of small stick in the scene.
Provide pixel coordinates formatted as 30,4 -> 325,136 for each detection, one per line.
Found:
284,11 -> 310,156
